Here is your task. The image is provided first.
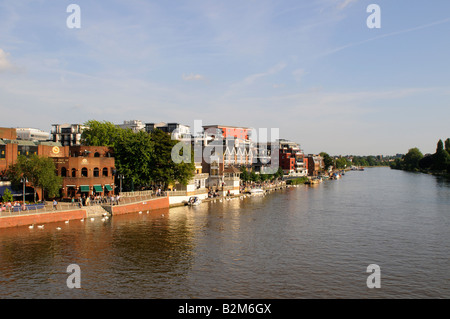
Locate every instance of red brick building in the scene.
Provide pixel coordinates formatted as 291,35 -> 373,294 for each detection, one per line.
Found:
1,127 -> 115,200
53,146 -> 115,199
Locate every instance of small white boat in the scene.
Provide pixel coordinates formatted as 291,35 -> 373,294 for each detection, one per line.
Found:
250,188 -> 265,196
188,196 -> 202,206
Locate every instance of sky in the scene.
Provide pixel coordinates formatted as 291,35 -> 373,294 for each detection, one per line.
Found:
0,0 -> 449,156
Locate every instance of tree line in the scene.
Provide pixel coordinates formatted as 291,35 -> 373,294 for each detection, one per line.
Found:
81,120 -> 195,191
390,138 -> 450,174
4,120 -> 195,202
320,152 -> 389,171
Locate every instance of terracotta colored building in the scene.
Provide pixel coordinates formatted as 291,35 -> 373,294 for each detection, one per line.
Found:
1,127 -> 115,200
53,146 -> 115,199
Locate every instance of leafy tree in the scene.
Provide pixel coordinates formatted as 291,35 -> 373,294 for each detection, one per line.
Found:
7,155 -> 62,201
2,188 -> 13,203
320,152 -> 333,170
335,157 -> 351,169
240,166 -> 250,182
250,171 -> 259,182
402,147 -> 423,171
81,120 -> 124,147
274,166 -> 284,179
113,130 -> 154,190
445,138 -> 450,153
431,139 -> 450,171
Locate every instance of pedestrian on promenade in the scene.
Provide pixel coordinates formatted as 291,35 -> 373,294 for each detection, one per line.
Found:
53,199 -> 58,210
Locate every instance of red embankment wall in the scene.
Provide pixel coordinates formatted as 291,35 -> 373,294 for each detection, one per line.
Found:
112,197 -> 169,215
0,210 -> 87,229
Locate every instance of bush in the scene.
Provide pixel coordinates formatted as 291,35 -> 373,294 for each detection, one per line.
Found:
286,177 -> 308,185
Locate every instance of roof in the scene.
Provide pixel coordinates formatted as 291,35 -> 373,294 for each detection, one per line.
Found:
37,141 -> 63,147
203,125 -> 251,130
223,166 -> 241,174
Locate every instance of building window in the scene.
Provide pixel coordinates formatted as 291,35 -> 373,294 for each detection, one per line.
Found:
93,167 -> 99,177
81,167 -> 88,177
61,167 -> 67,177
102,167 -> 108,177
72,168 -> 77,177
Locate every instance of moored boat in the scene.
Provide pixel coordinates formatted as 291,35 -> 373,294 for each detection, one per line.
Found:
250,188 -> 265,196
188,196 -> 202,206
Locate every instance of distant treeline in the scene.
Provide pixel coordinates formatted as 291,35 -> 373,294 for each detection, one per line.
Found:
320,153 -> 390,170
390,138 -> 450,175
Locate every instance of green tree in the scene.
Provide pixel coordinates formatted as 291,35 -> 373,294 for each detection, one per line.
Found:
320,152 -> 333,170
274,166 -> 284,179
81,120 -> 124,146
149,129 -> 194,188
7,155 -> 62,201
113,130 -> 154,190
2,188 -> 13,203
250,171 -> 259,182
431,139 -> 450,171
445,138 -> 450,153
240,166 -> 250,182
402,147 -> 423,171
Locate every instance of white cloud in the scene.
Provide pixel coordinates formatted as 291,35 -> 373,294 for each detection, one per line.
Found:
242,62 -> 287,85
337,0 -> 358,10
182,73 -> 205,81
292,68 -> 306,83
0,49 -> 14,72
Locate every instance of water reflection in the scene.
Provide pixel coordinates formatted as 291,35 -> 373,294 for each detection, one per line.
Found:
1,168 -> 449,298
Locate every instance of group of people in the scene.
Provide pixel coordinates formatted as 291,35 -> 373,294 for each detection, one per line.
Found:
0,201 -> 27,212
71,194 -> 121,207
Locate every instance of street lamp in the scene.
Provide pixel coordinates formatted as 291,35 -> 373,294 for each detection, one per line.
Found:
20,177 -> 28,205
118,174 -> 124,193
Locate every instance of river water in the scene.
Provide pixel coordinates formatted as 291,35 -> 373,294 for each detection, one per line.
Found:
0,167 -> 449,298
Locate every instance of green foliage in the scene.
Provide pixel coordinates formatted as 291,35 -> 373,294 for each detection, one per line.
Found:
85,122 -> 195,190
240,166 -> 250,182
393,138 -> 450,174
250,171 -> 259,182
7,155 -> 62,200
286,177 -> 308,185
431,139 -> 450,171
403,148 -> 423,171
114,130 -> 154,190
320,152 -> 333,170
81,120 -> 124,146
2,188 -> 13,203
335,157 -> 351,169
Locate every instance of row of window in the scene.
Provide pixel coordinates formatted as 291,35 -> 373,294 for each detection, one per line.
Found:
58,167 -> 114,178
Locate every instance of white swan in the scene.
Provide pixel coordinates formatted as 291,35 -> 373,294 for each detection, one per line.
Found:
56,227 -> 61,230
80,218 -> 84,222
65,220 -> 69,224
29,225 -> 34,229
90,218 -> 95,221
37,225 -> 44,229
139,211 -> 142,214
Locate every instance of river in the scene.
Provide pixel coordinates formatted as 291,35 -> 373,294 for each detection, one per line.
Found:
0,167 -> 449,298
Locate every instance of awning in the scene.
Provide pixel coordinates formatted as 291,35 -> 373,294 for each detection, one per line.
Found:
104,184 -> 113,191
93,185 -> 103,193
80,185 -> 90,192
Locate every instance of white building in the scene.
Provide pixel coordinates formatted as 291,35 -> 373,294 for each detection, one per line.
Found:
51,124 -> 87,146
16,128 -> 50,141
145,122 -> 191,140
117,120 -> 145,133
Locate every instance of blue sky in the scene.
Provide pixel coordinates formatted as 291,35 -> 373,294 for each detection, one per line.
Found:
0,0 -> 449,155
